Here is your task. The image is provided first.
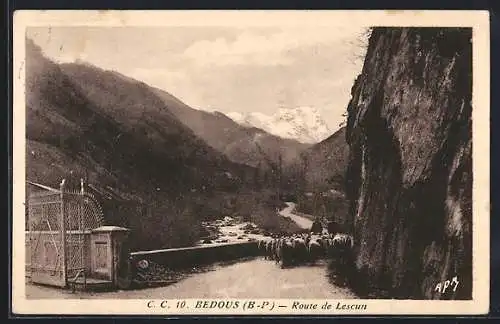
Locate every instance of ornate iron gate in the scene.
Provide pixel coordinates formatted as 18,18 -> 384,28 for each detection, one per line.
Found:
27,180 -> 104,288
64,190 -> 104,282
28,190 -> 66,287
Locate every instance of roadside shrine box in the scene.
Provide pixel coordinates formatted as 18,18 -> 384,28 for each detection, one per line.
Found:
90,226 -> 130,285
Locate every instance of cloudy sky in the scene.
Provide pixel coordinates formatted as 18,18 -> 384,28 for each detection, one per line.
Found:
27,26 -> 369,131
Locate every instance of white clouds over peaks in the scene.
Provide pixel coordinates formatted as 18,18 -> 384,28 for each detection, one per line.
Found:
183,27 -> 364,67
27,25 -> 368,131
183,32 -> 293,66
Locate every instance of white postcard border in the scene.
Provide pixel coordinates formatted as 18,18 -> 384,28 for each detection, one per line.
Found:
11,10 -> 491,315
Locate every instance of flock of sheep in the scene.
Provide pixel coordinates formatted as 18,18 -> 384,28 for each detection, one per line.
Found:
257,231 -> 354,268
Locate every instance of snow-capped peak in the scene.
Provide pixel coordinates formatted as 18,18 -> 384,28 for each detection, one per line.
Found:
226,107 -> 331,143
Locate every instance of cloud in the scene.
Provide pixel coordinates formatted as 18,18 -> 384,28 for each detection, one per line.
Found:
183,33 -> 293,66
183,26 -> 366,67
129,68 -> 187,81
26,26 -> 369,131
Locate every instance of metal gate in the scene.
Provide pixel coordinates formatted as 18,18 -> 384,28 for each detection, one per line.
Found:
28,190 -> 66,286
27,180 -> 105,288
64,190 -> 104,282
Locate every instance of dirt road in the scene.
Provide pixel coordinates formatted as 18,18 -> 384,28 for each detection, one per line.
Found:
279,202 -> 313,229
26,258 -> 356,299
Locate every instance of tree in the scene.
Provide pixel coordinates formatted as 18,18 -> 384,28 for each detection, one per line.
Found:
339,111 -> 348,128
327,174 -> 345,190
253,161 -> 262,189
298,152 -> 309,194
254,142 -> 284,205
346,27 -> 372,66
277,151 -> 283,200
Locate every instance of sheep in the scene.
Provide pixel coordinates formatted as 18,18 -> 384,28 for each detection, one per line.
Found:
258,231 -> 354,268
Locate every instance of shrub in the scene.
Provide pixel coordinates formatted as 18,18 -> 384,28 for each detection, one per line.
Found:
127,202 -> 202,251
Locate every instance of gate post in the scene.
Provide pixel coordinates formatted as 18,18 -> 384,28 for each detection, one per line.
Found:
60,179 -> 68,288
90,226 -> 131,289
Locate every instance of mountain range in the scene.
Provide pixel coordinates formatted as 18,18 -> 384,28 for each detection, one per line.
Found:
24,37 -> 350,249
26,39 -> 244,199
226,107 -> 332,144
150,88 -> 310,169
25,38 -> 264,249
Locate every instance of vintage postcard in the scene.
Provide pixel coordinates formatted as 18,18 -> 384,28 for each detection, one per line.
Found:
12,10 -> 490,315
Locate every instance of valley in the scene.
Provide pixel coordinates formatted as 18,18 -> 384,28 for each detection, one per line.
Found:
25,37 -> 347,253
23,25 -> 475,301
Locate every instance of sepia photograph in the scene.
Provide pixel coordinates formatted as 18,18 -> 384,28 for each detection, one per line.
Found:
12,10 -> 490,315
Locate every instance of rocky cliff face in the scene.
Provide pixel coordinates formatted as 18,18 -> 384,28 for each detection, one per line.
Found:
345,27 -> 472,299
